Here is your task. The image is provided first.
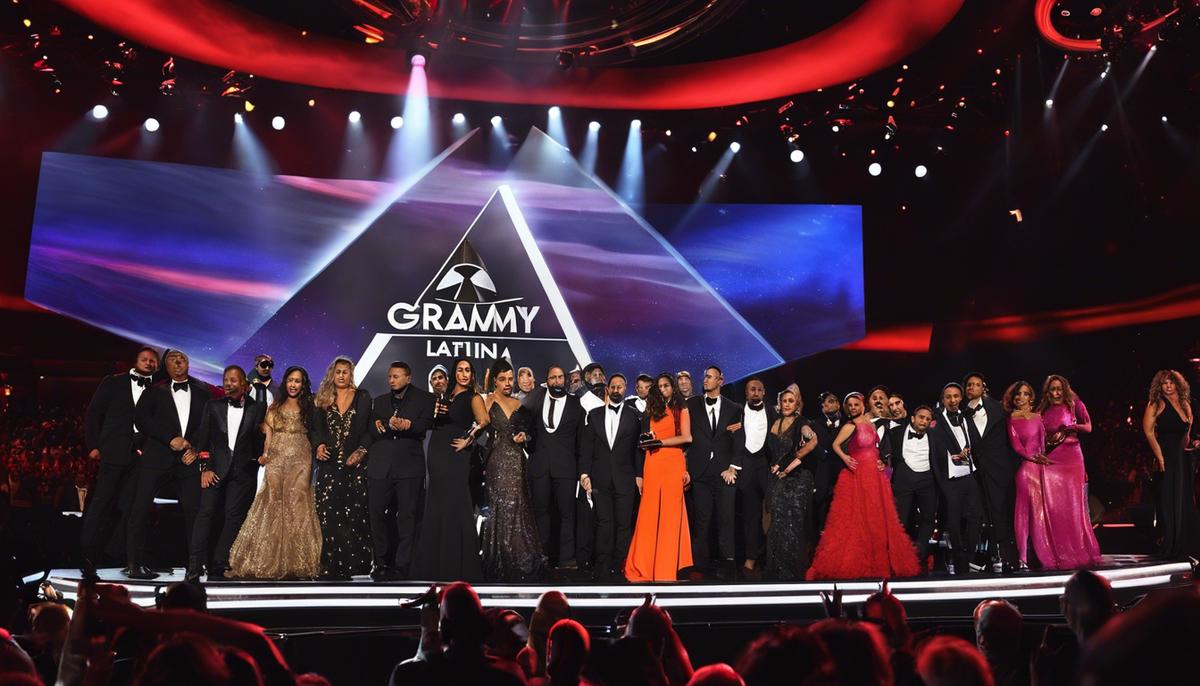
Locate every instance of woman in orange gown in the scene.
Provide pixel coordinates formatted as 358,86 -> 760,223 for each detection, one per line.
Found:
625,373 -> 693,582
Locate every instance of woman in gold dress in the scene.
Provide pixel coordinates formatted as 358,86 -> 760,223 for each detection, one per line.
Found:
229,366 -> 324,579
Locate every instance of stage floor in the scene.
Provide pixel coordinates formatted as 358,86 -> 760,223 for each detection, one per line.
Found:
46,555 -> 1193,630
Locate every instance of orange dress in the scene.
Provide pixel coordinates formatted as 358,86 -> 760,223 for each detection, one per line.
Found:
625,408 -> 693,581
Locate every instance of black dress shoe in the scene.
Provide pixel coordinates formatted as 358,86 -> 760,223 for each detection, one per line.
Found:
185,568 -> 203,583
80,559 -> 100,582
370,567 -> 400,582
207,568 -> 228,581
123,565 -> 160,580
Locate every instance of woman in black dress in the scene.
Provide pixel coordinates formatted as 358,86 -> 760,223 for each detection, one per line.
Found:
480,359 -> 546,581
764,387 -> 820,581
411,357 -> 488,581
312,355 -> 373,579
1142,369 -> 1199,559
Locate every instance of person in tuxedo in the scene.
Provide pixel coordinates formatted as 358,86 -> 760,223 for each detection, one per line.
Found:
364,361 -> 434,580
730,377 -> 775,579
882,405 -> 942,566
578,364 -> 607,414
888,394 -> 909,423
567,367 -> 583,396
627,374 -> 653,414
931,383 -> 985,575
186,366 -> 267,582
867,386 -> 891,422
247,354 -> 278,405
124,350 -> 207,579
686,365 -> 742,574
523,365 -> 585,569
963,372 -> 1018,572
812,391 -> 844,536
515,366 -> 536,401
80,346 -> 160,576
579,374 -> 642,579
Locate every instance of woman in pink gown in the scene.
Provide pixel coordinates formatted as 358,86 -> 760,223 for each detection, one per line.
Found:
807,393 -> 919,580
1016,375 -> 1102,569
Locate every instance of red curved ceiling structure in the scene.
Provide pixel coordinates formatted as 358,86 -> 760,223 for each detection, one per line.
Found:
57,0 -> 964,110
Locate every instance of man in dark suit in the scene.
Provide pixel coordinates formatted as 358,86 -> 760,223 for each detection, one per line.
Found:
729,377 -> 775,579
812,391 -> 844,536
125,350 -> 208,579
522,365 -> 584,569
80,346 -> 160,576
931,383 -> 985,575
685,365 -> 742,573
882,405 -> 942,566
579,374 -> 642,579
962,372 -> 1019,572
186,365 -> 266,582
364,361 -> 433,581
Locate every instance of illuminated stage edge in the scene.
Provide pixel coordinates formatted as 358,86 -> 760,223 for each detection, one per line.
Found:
47,556 -> 1192,628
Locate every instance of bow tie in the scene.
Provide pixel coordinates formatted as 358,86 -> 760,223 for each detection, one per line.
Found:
947,411 -> 962,425
227,396 -> 246,408
172,382 -> 189,393
962,405 -> 978,418
608,404 -> 621,413
704,397 -> 718,407
130,374 -> 152,388
907,431 -> 925,440
748,402 -> 765,412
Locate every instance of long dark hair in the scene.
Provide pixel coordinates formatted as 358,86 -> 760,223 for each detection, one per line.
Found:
271,366 -> 315,431
451,357 -> 477,396
645,372 -> 685,421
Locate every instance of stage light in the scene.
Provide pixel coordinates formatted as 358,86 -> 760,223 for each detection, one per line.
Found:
588,121 -> 601,132
868,162 -> 882,176
617,119 -> 645,207
490,115 -> 502,127
729,142 -> 741,153
790,149 -> 805,163
271,116 -> 285,130
548,106 -> 561,116
348,111 -> 361,124
1161,115 -> 1168,122
410,54 -> 426,68
452,113 -> 466,124
546,106 -> 567,147
831,125 -> 840,132
691,146 -> 697,153
233,112 -> 243,124
665,130 -> 672,136
631,119 -> 642,129
91,105 -> 108,120
914,164 -> 927,178
1100,123 -> 1108,132
307,99 -> 316,107
390,116 -> 404,129
581,119 -> 601,172
244,101 -> 255,112
1045,99 -> 1054,108
143,117 -> 160,132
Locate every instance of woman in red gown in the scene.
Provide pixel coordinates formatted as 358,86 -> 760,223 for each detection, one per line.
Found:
808,393 -> 920,580
625,373 -> 693,581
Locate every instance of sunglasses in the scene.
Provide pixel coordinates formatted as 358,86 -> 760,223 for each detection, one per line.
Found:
258,360 -> 274,369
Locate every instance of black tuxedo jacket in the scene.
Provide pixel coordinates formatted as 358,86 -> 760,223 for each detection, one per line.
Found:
523,387 -> 584,479
580,403 -> 642,489
930,409 -> 975,488
884,424 -> 946,484
194,398 -> 267,480
364,387 -> 434,479
732,404 -> 778,468
134,378 -> 210,470
963,396 -> 1017,478
85,373 -> 148,467
685,395 -> 742,479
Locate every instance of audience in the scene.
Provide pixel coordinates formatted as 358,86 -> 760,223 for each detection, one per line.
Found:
0,567 -> 1196,686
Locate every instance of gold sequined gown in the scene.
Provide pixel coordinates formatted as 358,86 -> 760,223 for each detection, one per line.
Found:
229,407 -> 322,579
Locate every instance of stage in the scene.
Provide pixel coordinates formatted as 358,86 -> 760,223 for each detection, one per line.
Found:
46,555 -> 1193,631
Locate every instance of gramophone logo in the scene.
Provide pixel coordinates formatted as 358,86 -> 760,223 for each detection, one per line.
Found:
355,185 -> 590,386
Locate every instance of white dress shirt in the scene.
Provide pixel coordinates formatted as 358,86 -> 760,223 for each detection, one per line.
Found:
901,429 -> 931,473
580,390 -> 605,415
227,402 -> 245,452
605,401 -> 623,449
967,398 -> 987,437
942,409 -> 972,478
542,391 -> 567,433
171,381 -> 191,437
129,369 -> 151,431
743,404 -> 768,454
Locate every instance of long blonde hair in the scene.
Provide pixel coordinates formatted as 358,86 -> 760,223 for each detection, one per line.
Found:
1036,374 -> 1076,414
1149,369 -> 1192,422
314,355 -> 357,410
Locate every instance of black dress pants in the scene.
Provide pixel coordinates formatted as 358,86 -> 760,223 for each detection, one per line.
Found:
80,459 -> 138,565
689,473 -> 736,566
367,475 -> 423,572
892,467 -> 937,561
531,473 -> 577,564
126,463 -> 200,566
189,469 -> 255,572
738,452 -> 770,563
940,474 -> 984,570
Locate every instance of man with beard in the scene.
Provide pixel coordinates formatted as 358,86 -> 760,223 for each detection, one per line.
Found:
962,372 -> 1018,572
626,374 -> 653,414
812,391 -> 844,536
867,385 -> 892,432
125,350 -> 207,579
676,371 -> 695,400
524,365 -> 585,569
877,392 -> 908,442
567,367 -> 583,396
686,365 -> 742,575
247,354 -> 278,405
882,405 -> 942,566
931,382 -> 985,575
514,367 -> 536,401
80,346 -> 159,577
186,366 -> 267,582
729,377 -> 775,579
579,374 -> 641,579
